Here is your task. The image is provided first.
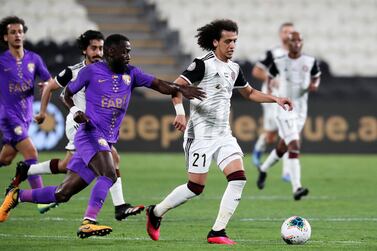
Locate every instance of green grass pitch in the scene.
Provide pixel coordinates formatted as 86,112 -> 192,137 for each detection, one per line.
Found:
0,153 -> 376,250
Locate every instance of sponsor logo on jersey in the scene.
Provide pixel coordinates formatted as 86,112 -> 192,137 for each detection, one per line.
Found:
302,65 -> 309,72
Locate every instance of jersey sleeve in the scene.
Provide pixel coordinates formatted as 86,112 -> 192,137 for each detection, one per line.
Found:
234,67 -> 249,89
310,59 -> 321,77
255,50 -> 274,70
55,67 -> 73,87
67,66 -> 89,94
35,54 -> 51,81
180,58 -> 205,85
132,66 -> 155,88
268,61 -> 279,78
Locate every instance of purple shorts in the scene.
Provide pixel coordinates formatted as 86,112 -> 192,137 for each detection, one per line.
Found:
67,124 -> 112,184
0,117 -> 30,147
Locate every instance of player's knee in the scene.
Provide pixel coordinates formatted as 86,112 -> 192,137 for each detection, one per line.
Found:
0,158 -> 12,166
226,170 -> 247,183
187,181 -> 205,195
54,188 -> 73,203
288,150 -> 300,159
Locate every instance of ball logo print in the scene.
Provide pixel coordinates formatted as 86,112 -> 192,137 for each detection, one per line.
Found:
281,216 -> 311,244
29,101 -> 65,150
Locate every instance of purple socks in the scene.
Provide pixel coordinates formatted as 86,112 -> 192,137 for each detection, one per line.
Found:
84,176 -> 113,221
25,159 -> 43,189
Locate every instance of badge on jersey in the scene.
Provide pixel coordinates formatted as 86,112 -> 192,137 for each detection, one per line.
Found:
14,126 -> 23,135
122,74 -> 131,85
27,63 -> 35,73
98,138 -> 108,147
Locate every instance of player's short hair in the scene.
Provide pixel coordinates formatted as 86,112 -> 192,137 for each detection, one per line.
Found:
104,34 -> 130,49
76,30 -> 104,53
279,22 -> 294,32
0,16 -> 28,46
196,19 -> 238,51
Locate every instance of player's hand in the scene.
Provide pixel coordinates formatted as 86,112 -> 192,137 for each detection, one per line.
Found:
308,83 -> 319,92
276,97 -> 293,111
73,111 -> 90,124
173,115 -> 187,132
34,113 -> 46,124
179,85 -> 206,100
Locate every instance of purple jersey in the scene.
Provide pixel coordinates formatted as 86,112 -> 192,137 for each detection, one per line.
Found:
67,61 -> 154,143
0,49 -> 51,123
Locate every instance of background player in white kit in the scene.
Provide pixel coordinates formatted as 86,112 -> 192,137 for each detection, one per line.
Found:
145,19 -> 293,245
11,30 -> 144,220
256,31 -> 321,201
251,23 -> 295,182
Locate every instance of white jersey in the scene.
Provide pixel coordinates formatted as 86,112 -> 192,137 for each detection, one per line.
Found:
180,51 -> 249,139
56,61 -> 86,111
269,54 -> 321,119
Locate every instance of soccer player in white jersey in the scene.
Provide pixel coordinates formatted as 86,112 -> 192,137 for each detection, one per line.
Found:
145,19 -> 293,245
256,31 -> 321,201
9,30 -> 144,220
251,23 -> 295,182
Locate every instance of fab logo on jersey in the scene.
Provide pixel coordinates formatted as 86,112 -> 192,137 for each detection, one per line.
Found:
29,101 -> 65,150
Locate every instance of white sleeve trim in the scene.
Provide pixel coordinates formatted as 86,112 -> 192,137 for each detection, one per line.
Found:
234,82 -> 250,89
179,75 -> 193,85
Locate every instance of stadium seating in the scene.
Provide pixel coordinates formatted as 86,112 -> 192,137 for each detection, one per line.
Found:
148,0 -> 377,77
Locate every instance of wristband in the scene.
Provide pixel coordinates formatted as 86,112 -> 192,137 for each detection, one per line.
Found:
70,106 -> 81,115
174,103 -> 185,115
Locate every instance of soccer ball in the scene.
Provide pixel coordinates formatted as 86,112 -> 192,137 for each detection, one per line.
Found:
281,216 -> 311,244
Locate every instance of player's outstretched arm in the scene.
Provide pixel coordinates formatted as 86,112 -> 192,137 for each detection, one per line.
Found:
239,85 -> 293,111
34,78 -> 59,124
64,87 -> 89,124
150,78 -> 206,100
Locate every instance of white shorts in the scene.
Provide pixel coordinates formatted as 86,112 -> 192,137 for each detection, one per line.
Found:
276,112 -> 306,145
65,113 -> 79,151
261,102 -> 278,132
183,135 -> 243,174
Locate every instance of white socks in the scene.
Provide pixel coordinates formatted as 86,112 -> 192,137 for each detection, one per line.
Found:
254,133 -> 267,152
212,180 -> 246,231
260,149 -> 281,172
109,177 -> 125,206
287,158 -> 302,192
282,153 -> 290,177
27,160 -> 52,175
154,184 -> 196,217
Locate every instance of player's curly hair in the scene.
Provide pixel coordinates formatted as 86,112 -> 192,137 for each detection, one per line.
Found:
0,16 -> 28,46
77,30 -> 104,54
196,19 -> 238,51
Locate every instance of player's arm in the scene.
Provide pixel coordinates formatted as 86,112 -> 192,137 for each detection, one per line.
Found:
34,78 -> 61,124
252,50 -> 273,82
64,69 -> 89,124
238,66 -> 293,111
150,78 -> 205,100
308,59 -> 321,92
170,58 -> 206,132
171,77 -> 188,132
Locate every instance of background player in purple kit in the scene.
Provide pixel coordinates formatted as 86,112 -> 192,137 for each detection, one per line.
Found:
0,16 -> 56,215
0,34 -> 205,238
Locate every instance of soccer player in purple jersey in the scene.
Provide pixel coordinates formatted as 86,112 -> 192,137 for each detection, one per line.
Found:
8,30 -> 144,221
0,16 -> 56,217
0,34 -> 205,238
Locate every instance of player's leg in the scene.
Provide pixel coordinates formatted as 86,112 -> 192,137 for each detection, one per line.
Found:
257,139 -> 287,189
208,137 -> 246,245
281,153 -> 291,182
146,138 -> 208,241
76,151 -> 116,238
109,146 -> 144,221
0,170 -> 89,222
0,144 -> 17,167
